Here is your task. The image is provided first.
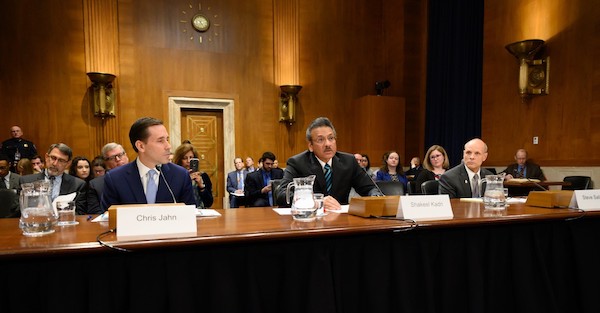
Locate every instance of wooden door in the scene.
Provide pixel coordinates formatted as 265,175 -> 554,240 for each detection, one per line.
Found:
180,109 -> 224,209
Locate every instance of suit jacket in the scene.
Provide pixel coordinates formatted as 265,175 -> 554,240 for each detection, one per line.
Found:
227,169 -> 248,194
501,162 -> 546,181
86,176 -> 105,214
101,161 -> 196,211
19,172 -> 87,213
1,172 -> 21,189
439,163 -> 494,199
275,151 -> 382,207
244,168 -> 284,207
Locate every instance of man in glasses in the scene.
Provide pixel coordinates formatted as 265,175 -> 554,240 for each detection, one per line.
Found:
275,117 -> 382,211
19,143 -> 86,212
86,142 -> 130,214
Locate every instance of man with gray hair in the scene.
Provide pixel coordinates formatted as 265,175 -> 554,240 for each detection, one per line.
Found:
86,142 -> 130,214
19,143 -> 86,213
275,117 -> 382,210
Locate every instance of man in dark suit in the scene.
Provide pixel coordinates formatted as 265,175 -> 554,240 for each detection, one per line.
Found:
244,152 -> 284,207
19,143 -> 86,213
0,155 -> 20,189
275,117 -> 382,210
439,138 -> 494,198
86,142 -> 130,214
226,157 -> 248,208
101,117 -> 195,211
501,148 -> 546,181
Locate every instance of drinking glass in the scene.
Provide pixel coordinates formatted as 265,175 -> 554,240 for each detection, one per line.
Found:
56,201 -> 78,226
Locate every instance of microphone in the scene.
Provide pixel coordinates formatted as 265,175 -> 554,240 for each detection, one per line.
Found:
361,166 -> 385,196
156,164 -> 177,203
527,178 -> 548,191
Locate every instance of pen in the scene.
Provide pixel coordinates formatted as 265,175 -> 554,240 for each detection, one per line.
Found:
87,215 -> 93,221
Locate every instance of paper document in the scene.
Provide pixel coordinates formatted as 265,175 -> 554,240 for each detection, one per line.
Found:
196,209 -> 221,217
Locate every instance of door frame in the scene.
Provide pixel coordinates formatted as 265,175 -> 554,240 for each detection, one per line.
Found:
168,96 -> 236,207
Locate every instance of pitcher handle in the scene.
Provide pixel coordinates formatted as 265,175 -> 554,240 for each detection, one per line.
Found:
285,182 -> 295,205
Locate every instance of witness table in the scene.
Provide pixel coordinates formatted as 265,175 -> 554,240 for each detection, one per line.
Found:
0,200 -> 599,313
503,180 -> 570,196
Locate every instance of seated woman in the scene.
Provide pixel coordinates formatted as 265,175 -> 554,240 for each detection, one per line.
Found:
17,158 -> 35,176
69,156 -> 94,183
414,145 -> 450,194
91,155 -> 107,177
375,151 -> 408,188
173,143 -> 214,209
360,154 -> 375,179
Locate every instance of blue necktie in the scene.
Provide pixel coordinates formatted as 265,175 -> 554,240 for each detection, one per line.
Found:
146,169 -> 158,204
324,164 -> 332,194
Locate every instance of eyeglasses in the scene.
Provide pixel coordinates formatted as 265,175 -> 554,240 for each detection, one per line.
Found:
49,155 -> 69,165
312,135 -> 336,145
105,151 -> 126,162
0,166 -> 8,170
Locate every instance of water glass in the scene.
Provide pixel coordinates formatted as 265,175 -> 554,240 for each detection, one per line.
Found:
56,201 -> 78,226
314,193 -> 326,217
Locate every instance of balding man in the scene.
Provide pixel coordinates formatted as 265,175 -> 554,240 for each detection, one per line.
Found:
439,138 -> 494,198
501,149 -> 546,181
1,126 -> 37,173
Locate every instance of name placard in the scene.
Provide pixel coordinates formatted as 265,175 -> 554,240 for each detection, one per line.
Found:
396,195 -> 454,221
569,190 -> 600,211
114,204 -> 198,241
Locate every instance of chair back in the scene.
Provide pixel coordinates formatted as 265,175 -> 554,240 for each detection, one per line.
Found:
376,181 -> 405,196
421,180 -> 440,195
562,176 -> 592,190
0,189 -> 19,218
407,180 -> 419,195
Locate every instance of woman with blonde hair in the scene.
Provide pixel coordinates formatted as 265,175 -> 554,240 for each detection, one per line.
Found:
173,143 -> 213,208
414,145 -> 450,194
17,158 -> 35,175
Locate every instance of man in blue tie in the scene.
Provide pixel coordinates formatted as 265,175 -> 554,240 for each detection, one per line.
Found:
226,157 -> 248,208
244,152 -> 284,207
275,117 -> 382,210
501,149 -> 546,181
101,117 -> 196,210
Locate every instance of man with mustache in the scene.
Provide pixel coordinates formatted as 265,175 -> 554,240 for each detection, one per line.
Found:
275,117 -> 382,211
19,143 -> 86,213
101,117 -> 195,211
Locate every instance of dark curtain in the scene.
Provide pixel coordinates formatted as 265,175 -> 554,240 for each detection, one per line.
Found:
424,0 -> 484,166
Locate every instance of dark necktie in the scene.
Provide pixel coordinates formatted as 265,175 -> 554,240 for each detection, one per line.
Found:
472,174 -> 479,198
324,164 -> 332,194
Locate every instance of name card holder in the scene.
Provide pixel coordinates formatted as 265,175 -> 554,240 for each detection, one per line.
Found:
348,196 -> 401,217
396,195 -> 454,221
526,190 -> 574,208
108,203 -> 198,241
568,190 -> 600,211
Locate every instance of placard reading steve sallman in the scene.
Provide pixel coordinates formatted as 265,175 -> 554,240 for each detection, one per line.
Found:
569,190 -> 600,211
396,194 -> 453,221
116,204 -> 197,241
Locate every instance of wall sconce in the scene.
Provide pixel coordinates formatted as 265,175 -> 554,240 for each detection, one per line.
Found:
87,72 -> 116,118
279,85 -> 302,125
505,39 -> 550,100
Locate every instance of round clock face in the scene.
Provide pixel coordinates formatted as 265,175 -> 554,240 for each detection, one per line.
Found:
192,14 -> 210,32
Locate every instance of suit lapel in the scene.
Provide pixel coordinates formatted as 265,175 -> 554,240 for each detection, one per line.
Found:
124,163 -> 146,203
308,153 -> 326,193
459,166 -> 472,196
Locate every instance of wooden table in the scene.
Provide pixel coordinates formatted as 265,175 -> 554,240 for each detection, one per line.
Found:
503,180 -> 570,196
0,200 -> 599,313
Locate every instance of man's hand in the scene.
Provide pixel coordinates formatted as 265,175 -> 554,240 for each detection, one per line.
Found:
323,195 -> 341,211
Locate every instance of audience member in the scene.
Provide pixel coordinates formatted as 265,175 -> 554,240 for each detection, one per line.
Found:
273,159 -> 279,169
414,145 -> 450,194
91,156 -> 106,177
375,150 -> 408,189
439,138 -> 493,198
101,117 -> 195,210
19,143 -> 86,212
0,155 -> 20,189
275,117 -> 382,210
69,156 -> 93,183
226,157 -> 248,208
405,156 -> 423,178
87,143 -> 129,214
31,155 -> 44,173
173,143 -> 213,208
245,156 -> 256,172
501,148 -> 546,181
1,126 -> 37,172
360,154 -> 375,179
245,152 -> 283,207
17,158 -> 35,176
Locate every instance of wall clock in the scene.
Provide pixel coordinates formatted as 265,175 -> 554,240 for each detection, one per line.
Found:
180,2 -> 221,44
